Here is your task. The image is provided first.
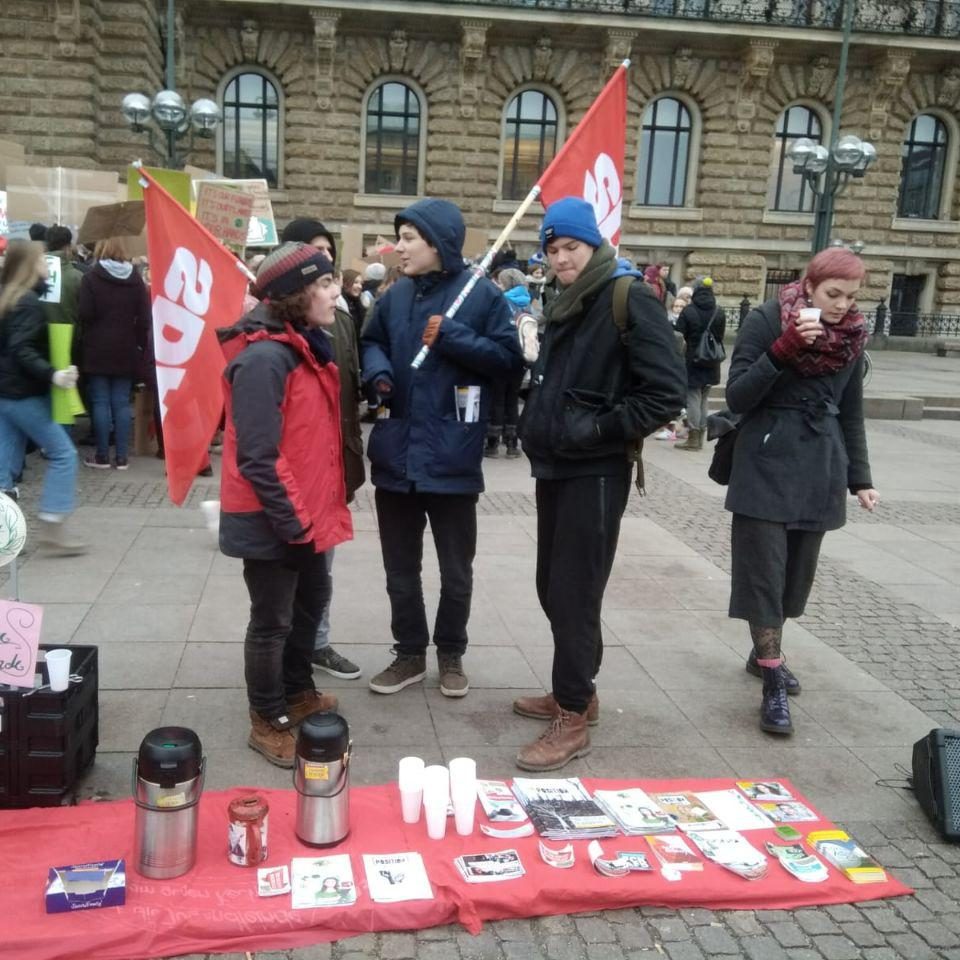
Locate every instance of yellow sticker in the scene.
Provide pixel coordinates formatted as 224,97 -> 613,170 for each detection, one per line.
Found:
157,792 -> 186,808
304,763 -> 329,781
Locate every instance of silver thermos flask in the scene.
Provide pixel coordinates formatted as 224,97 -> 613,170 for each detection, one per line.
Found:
132,726 -> 205,879
294,712 -> 352,847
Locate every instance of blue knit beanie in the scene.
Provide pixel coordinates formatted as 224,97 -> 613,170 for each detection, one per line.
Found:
540,197 -> 602,251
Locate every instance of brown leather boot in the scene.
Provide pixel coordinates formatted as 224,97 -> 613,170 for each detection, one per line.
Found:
286,689 -> 339,725
516,708 -> 591,772
248,711 -> 296,768
513,691 -> 599,726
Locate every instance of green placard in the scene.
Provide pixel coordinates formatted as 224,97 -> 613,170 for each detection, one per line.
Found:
48,323 -> 85,424
127,165 -> 192,210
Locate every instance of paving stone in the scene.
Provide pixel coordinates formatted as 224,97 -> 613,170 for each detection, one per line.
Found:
458,930 -> 505,960
585,945 -> 627,960
418,925 -> 462,941
885,932 -> 944,960
836,921 -> 887,948
604,910 -> 641,925
794,911 -> 842,936
764,922 -> 808,949
892,898 -> 935,922
810,935 -> 860,960
537,916 -> 578,936
859,950 -> 900,960
502,944 -> 547,960
693,923 -> 741,955
824,905 -> 862,923
864,908 -> 908,934
722,913 -> 764,937
914,887 -> 960,913
912,920 -> 960,948
614,924 -> 655,951
575,918 -> 617,943
415,942 -> 462,960
664,943 -> 705,960
681,910 -> 718,927
381,932 -> 418,959
290,946 -> 332,960
335,934 -> 377,954
741,936 -> 789,960
545,935 -> 586,960
918,858 -> 957,879
648,917 -> 692,942
782,951 -> 821,960
491,920 -> 537,942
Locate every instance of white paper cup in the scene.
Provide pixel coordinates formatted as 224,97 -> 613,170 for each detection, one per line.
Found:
400,786 -> 423,824
398,756 -> 425,824
798,307 -> 821,323
45,649 -> 71,692
448,757 -> 477,836
424,796 -> 447,840
422,765 -> 450,840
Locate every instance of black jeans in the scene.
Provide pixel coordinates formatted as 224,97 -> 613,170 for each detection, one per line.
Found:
536,468 -> 630,713
375,488 -> 478,656
242,550 -> 331,719
490,370 -> 525,428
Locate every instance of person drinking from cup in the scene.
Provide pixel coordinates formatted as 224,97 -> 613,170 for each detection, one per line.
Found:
725,248 -> 879,736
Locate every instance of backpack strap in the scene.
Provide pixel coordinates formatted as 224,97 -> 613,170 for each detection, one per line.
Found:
610,275 -> 645,496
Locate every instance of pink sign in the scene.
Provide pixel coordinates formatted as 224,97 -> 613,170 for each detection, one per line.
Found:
0,599 -> 43,688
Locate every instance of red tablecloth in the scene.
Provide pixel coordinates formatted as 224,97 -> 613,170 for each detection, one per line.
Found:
0,777 -> 912,960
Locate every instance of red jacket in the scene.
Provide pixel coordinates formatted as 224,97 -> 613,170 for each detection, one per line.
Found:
218,306 -> 353,559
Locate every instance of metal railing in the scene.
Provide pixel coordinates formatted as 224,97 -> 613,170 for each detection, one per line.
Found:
438,0 -> 959,38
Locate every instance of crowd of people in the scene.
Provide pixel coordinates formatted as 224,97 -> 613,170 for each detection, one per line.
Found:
0,196 -> 879,770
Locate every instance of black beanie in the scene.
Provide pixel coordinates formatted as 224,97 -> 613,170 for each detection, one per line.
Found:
280,218 -> 337,264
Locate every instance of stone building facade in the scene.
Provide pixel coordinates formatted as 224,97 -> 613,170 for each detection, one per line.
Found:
2,0 -> 959,321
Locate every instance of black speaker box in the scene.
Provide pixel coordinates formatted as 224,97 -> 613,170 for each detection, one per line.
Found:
912,728 -> 960,841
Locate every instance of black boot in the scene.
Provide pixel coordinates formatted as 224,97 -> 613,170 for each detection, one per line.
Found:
759,666 -> 793,735
485,426 -> 502,458
746,649 -> 801,695
503,426 -> 521,459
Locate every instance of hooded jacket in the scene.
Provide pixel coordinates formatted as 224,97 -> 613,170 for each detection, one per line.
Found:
676,284 -> 727,388
77,261 -> 151,378
0,289 -> 55,399
361,199 -> 523,494
218,304 -> 353,559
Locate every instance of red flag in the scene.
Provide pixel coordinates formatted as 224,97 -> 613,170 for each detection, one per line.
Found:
537,63 -> 628,247
140,167 -> 249,505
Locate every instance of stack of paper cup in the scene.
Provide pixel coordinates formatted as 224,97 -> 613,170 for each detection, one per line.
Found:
398,756 -> 425,824
422,765 -> 450,840
448,757 -> 477,836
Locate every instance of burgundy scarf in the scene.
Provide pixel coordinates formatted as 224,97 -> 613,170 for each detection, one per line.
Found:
777,280 -> 868,377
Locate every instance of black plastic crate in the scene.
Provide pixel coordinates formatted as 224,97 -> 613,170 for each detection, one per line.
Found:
0,644 -> 99,807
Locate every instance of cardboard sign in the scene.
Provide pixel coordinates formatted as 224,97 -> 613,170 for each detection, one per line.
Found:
339,225 -> 365,269
195,182 -> 254,246
127,166 -> 191,211
77,201 -> 145,246
463,227 -> 489,260
204,178 -> 277,247
6,166 -> 119,226
0,599 -> 44,689
40,255 -> 62,304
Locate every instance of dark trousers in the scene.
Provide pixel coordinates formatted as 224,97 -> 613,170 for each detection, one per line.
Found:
536,469 -> 630,714
490,370 -> 524,429
375,488 -> 478,656
242,551 -> 331,719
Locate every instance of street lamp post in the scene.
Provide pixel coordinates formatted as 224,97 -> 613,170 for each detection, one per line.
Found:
119,0 -> 220,168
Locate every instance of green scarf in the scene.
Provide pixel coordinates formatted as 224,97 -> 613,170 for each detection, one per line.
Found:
544,242 -> 617,325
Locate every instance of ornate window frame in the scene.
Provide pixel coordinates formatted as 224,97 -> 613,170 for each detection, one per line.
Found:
764,100 -> 830,221
893,109 -> 959,229
496,84 -> 565,204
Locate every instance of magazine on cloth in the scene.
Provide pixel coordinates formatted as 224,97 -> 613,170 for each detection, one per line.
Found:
646,834 -> 703,872
362,853 -> 434,902
291,855 -> 357,909
807,830 -> 887,884
592,787 -> 675,835
455,849 -> 525,883
511,777 -> 618,840
686,829 -> 768,881
756,801 -> 819,823
477,780 -> 528,822
651,792 -> 724,832
736,780 -> 794,802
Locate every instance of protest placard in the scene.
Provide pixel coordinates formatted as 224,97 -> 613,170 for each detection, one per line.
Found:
204,178 -> 277,247
0,599 -> 44,690
195,182 -> 254,247
6,166 -> 119,227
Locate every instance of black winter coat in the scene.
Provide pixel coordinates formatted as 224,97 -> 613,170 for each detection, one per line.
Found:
77,263 -> 151,378
676,287 -> 726,388
724,300 -> 872,531
0,290 -> 54,399
519,278 -> 686,479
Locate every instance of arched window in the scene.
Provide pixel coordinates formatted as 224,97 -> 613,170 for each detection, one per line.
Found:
637,96 -> 692,207
500,89 -> 559,201
364,80 -> 422,195
221,71 -> 280,187
898,114 -> 948,219
768,105 -> 823,212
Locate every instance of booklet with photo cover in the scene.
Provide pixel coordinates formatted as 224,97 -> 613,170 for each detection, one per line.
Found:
651,792 -> 724,832
477,780 -> 528,822
646,834 -> 703,871
593,787 -> 675,835
807,830 -> 888,884
511,778 -> 618,840
686,829 -> 768,881
756,800 -> 819,823
362,852 -> 434,903
736,780 -> 794,802
291,855 -> 357,909
455,849 -> 525,883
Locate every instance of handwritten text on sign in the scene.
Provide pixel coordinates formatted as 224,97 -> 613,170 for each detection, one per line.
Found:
0,599 -> 44,688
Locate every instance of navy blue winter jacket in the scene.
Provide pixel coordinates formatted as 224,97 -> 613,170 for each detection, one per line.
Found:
361,199 -> 523,494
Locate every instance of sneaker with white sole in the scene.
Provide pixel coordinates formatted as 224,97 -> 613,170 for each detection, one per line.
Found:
312,645 -> 361,680
438,652 -> 469,698
368,652 -> 426,694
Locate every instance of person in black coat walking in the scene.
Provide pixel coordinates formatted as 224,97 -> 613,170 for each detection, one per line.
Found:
725,248 -> 879,736
675,277 -> 726,451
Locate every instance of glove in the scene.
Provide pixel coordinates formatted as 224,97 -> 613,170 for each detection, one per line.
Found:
51,365 -> 79,389
769,322 -> 810,363
283,540 -> 316,570
374,377 -> 393,399
422,315 -> 443,348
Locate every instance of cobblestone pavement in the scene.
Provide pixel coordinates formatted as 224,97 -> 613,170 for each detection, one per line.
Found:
8,451 -> 960,960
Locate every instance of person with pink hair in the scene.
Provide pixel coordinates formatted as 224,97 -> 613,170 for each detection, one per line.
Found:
724,248 -> 879,736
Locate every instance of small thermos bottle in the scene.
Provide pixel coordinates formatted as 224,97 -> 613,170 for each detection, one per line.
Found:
294,712 -> 351,847
132,726 -> 205,879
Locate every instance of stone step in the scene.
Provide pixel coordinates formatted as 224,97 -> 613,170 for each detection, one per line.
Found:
918,395 -> 960,408
923,406 -> 960,421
